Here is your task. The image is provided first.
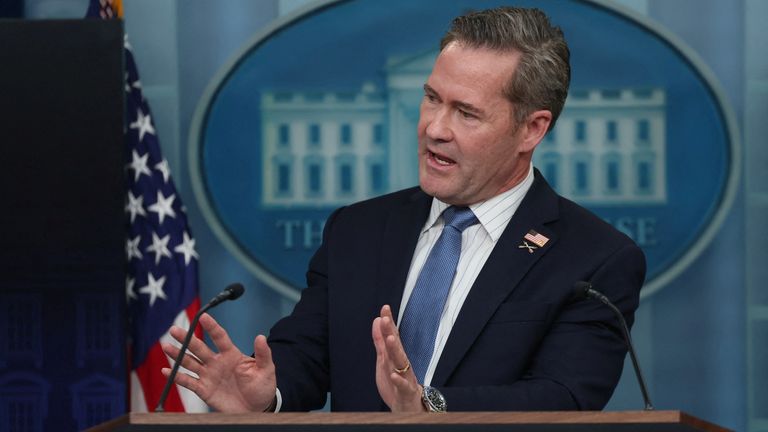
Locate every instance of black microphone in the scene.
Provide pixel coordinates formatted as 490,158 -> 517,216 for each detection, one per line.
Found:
573,281 -> 654,411
207,282 -> 245,308
155,283 -> 246,412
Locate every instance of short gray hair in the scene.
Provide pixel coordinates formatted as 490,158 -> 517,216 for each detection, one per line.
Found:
440,7 -> 570,130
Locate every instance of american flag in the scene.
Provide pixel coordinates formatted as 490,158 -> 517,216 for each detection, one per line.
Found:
524,230 -> 550,248
87,0 -> 207,413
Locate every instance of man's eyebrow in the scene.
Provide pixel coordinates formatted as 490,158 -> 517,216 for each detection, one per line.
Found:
423,84 -> 438,96
423,84 -> 483,115
454,100 -> 482,115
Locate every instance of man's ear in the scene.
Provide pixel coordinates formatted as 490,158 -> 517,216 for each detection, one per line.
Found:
519,110 -> 553,153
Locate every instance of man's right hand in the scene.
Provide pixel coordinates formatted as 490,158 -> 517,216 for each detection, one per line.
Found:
161,312 -> 277,413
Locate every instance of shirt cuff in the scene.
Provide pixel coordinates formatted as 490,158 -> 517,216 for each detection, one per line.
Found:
273,387 -> 283,413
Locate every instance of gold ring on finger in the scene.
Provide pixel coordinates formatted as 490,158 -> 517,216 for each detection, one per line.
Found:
393,361 -> 410,374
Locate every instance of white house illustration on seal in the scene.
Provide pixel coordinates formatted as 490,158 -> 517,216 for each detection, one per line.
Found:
260,51 -> 666,207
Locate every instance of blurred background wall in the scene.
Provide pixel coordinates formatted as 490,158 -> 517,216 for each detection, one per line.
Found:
13,0 -> 768,431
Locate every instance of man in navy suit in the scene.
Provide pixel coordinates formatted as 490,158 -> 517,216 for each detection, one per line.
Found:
163,7 -> 645,412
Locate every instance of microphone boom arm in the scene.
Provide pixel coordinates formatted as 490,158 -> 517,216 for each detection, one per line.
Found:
575,281 -> 654,411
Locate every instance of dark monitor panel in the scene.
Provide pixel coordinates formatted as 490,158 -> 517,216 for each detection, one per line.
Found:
0,19 -> 127,431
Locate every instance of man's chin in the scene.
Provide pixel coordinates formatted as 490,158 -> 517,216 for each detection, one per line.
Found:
418,178 -> 441,198
419,182 -> 461,204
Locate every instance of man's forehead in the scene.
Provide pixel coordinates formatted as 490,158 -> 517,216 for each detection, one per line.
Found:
432,43 -> 521,82
427,43 -> 520,98
439,40 -> 523,62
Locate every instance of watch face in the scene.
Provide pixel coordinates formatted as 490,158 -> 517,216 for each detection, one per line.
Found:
423,386 -> 447,412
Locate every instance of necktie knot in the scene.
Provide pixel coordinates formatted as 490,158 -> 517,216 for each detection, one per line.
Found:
442,206 -> 478,233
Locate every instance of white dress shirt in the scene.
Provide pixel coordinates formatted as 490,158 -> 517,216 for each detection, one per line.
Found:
396,165 -> 535,385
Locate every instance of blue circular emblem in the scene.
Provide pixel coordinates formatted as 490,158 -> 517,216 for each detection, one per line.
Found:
190,0 -> 739,300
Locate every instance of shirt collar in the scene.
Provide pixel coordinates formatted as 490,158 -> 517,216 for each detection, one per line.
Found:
423,163 -> 535,242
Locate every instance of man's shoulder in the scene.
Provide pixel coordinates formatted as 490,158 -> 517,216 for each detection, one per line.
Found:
525,172 -> 607,232
344,186 -> 428,213
324,186 -> 429,230
527,172 -> 636,249
554,193 -> 638,250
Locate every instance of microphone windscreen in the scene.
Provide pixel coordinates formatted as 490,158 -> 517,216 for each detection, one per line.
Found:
572,281 -> 592,300
225,283 -> 245,300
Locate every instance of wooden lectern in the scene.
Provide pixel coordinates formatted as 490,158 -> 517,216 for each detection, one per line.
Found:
87,411 -> 731,432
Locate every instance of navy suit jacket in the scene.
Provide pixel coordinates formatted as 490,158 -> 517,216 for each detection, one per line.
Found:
268,170 -> 646,411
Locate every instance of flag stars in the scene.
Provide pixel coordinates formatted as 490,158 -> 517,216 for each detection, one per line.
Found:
125,72 -> 141,93
126,191 -> 146,223
129,107 -> 155,142
148,191 -> 176,224
97,4 -> 203,407
146,232 -> 172,265
126,235 -> 143,260
155,159 -> 171,184
139,273 -> 167,307
174,231 -> 199,266
126,277 -> 137,303
129,150 -> 152,182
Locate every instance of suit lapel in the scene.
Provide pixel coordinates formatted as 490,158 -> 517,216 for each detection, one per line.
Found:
375,189 -> 432,320
431,172 -> 561,385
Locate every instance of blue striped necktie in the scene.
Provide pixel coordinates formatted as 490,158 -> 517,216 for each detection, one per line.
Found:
399,206 -> 479,382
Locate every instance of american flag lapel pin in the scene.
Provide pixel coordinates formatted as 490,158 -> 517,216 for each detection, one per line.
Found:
518,229 -> 550,254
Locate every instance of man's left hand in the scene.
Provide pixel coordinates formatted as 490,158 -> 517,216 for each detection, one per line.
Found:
371,305 -> 426,412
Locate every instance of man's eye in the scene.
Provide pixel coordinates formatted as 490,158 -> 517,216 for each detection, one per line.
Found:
425,94 -> 437,102
459,110 -> 476,119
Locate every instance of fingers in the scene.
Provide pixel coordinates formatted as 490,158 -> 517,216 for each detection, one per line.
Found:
379,305 -> 399,342
372,316 -> 385,349
164,313 -> 238,368
168,324 -> 216,364
252,335 -> 274,370
200,313 -> 238,354
372,306 -> 424,412
372,308 -> 394,364
375,305 -> 414,380
385,333 -> 413,379
161,366 -> 204,396
380,304 -> 394,321
379,315 -> 410,376
373,317 -> 392,378
161,342 -> 204,375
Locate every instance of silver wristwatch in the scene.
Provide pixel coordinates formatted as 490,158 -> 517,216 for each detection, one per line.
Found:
421,385 -> 447,412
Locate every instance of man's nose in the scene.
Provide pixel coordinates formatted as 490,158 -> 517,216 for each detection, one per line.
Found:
425,108 -> 453,143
